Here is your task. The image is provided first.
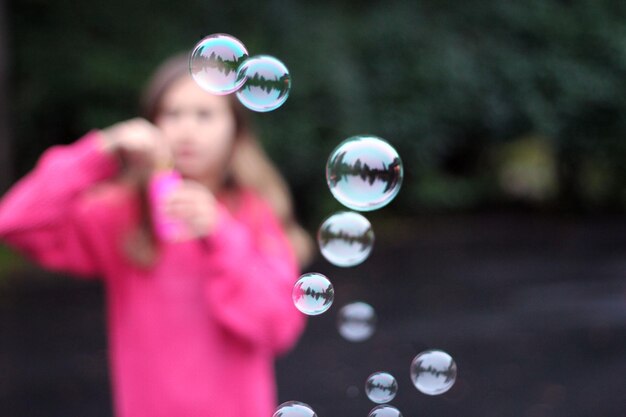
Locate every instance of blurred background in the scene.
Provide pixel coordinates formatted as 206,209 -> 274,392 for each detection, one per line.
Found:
1,0 -> 626,416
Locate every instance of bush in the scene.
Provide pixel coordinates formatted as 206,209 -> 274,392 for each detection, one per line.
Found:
8,0 -> 626,223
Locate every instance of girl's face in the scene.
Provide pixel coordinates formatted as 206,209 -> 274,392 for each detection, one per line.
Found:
155,76 -> 237,185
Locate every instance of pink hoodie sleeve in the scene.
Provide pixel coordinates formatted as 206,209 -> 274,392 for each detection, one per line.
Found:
0,130 -> 121,278
203,191 -> 306,355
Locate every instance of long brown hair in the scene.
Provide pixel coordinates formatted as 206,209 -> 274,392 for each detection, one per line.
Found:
122,53 -> 314,269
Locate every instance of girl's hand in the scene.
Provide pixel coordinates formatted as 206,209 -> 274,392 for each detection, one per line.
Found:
100,118 -> 170,170
163,180 -> 219,238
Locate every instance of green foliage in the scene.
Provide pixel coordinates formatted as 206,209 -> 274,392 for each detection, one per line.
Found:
0,245 -> 26,282
7,0 -> 626,223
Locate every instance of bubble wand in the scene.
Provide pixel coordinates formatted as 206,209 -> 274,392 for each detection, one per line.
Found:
148,148 -> 187,242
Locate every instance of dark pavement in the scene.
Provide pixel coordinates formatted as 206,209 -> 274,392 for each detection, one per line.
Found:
2,213 -> 626,417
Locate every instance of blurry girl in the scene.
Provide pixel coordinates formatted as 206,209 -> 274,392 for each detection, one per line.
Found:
0,54 -> 313,417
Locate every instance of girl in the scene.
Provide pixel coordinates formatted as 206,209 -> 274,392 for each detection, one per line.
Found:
0,54 -> 313,417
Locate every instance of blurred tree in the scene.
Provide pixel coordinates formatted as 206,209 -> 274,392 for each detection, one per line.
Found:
0,0 -> 12,192
6,0 -> 626,223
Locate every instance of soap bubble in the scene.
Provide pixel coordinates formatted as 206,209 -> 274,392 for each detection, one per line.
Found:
346,385 -> 360,399
365,372 -> 398,404
273,401 -> 317,417
326,135 -> 403,211
318,211 -> 374,267
189,33 -> 249,95
236,55 -> 291,112
292,273 -> 334,315
410,349 -> 457,395
367,405 -> 403,417
337,302 -> 376,342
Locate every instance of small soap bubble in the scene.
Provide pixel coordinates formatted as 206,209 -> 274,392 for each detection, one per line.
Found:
337,302 -> 376,342
236,55 -> 291,112
346,385 -> 360,399
365,372 -> 398,404
292,273 -> 334,315
189,33 -> 249,95
318,211 -> 374,267
367,405 -> 403,417
326,135 -> 403,211
273,401 -> 317,417
410,349 -> 457,395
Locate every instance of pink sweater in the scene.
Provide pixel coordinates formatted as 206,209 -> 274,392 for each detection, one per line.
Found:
0,131 -> 306,417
